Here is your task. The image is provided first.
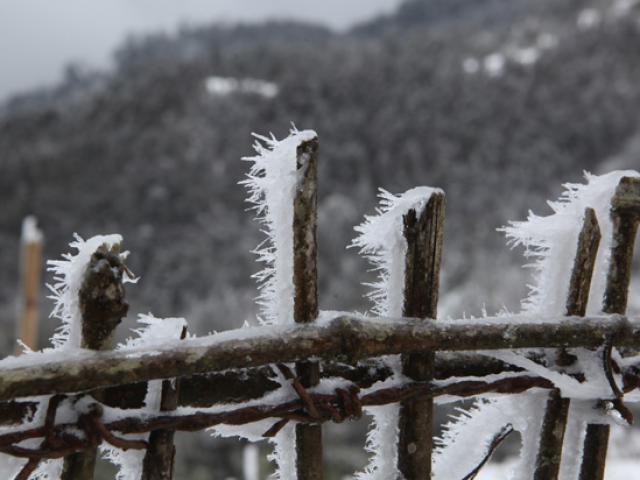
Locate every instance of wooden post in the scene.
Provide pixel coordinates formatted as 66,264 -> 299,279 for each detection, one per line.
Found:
534,208 -> 600,479
292,136 -> 322,480
61,243 -> 129,480
397,192 -> 445,479
16,216 -> 43,353
579,177 -> 640,480
141,326 -> 187,480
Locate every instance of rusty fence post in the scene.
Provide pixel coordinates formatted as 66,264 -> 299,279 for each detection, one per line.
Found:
533,208 -> 601,479
292,136 -> 322,480
61,243 -> 129,480
16,216 -> 43,353
579,177 -> 640,480
397,192 -> 445,479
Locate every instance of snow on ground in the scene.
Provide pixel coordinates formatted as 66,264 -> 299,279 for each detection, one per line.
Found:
577,8 -> 602,30
464,32 -> 558,77
483,53 -> 506,77
205,76 -> 278,98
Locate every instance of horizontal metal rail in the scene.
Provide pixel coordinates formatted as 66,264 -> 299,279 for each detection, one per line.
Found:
0,314 -> 638,401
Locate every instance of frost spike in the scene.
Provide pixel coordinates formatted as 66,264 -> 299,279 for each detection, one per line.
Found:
397,192 -> 445,479
580,177 -> 640,480
61,242 -> 130,480
292,136 -> 322,480
534,208 -> 600,479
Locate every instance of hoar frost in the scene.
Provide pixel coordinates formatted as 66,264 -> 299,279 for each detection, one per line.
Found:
1,234 -> 186,479
213,127 -> 316,480
502,170 -> 639,318
351,186 -> 441,480
435,170 -> 639,480
0,235 -> 128,478
351,187 -> 442,319
47,234 -> 130,349
102,314 -> 187,480
241,127 -> 317,327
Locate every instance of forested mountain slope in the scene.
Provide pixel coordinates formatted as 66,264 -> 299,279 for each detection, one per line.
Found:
1,0 -> 639,345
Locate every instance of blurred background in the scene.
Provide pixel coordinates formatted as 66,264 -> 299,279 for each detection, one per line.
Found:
1,0 -> 640,478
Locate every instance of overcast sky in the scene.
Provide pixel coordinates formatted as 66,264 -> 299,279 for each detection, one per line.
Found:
0,0 -> 401,101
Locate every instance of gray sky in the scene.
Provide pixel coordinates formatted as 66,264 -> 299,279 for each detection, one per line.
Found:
0,0 -> 401,101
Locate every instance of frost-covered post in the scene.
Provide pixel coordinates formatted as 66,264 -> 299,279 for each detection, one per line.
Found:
239,128 -> 320,480
534,208 -> 600,479
292,136 -> 322,480
580,177 -> 640,480
61,243 -> 129,480
352,187 -> 444,479
16,216 -> 43,353
397,192 -> 445,479
141,326 -> 187,480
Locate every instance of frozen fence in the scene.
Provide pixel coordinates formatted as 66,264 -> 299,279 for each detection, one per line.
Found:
0,132 -> 638,480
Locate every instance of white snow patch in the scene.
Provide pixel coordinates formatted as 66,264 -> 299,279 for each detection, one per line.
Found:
511,47 -> 539,66
612,0 -> 640,16
462,57 -> 480,74
206,76 -> 279,98
484,53 -> 506,77
537,33 -> 558,50
577,8 -> 602,30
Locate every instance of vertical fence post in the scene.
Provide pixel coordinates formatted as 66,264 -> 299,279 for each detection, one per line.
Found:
17,216 -> 43,353
292,136 -> 322,480
61,244 -> 129,480
142,326 -> 187,480
579,177 -> 640,480
534,208 -> 600,479
397,192 -> 445,479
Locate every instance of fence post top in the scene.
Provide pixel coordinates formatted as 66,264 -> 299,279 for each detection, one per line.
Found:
611,175 -> 640,217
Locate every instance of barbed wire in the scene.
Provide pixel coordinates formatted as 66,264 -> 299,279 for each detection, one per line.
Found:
1,351 -> 636,478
